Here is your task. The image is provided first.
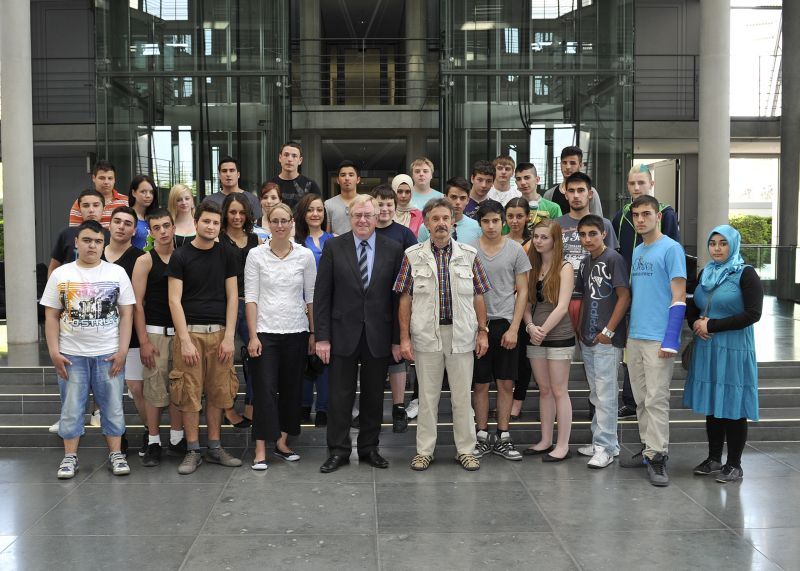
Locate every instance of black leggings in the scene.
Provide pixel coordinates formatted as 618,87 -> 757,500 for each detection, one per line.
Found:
706,415 -> 748,468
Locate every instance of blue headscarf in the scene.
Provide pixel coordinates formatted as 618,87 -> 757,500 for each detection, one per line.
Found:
700,224 -> 746,292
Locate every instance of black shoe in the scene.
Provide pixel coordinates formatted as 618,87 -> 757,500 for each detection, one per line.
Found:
301,406 -> 312,423
693,457 -> 723,476
138,430 -> 149,457
315,411 -> 328,427
141,443 -> 161,467
542,450 -> 572,463
167,438 -> 187,457
393,410 -> 409,433
228,416 -> 251,429
351,415 -> 360,429
320,454 -> 350,473
120,432 -> 129,457
359,450 -> 389,469
522,445 -> 554,456
618,405 -> 637,420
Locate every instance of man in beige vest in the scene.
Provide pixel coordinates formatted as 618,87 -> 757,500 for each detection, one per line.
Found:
394,198 -> 491,472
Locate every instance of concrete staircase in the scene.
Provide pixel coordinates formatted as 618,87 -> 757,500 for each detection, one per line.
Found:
0,361 -> 799,448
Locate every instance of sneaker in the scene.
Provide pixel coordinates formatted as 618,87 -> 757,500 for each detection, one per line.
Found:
251,459 -> 269,471
693,458 -> 723,476
587,447 -> 614,469
89,409 -> 101,427
108,451 -> 131,476
57,454 -> 79,479
167,438 -> 187,457
619,446 -> 648,468
205,446 -> 242,467
392,408 -> 409,433
315,411 -> 328,427
577,444 -> 595,457
178,450 -> 203,475
646,453 -> 669,486
406,398 -> 419,420
141,443 -> 162,467
49,421 -> 60,434
617,405 -> 637,420
273,448 -> 300,462
492,432 -> 522,461
715,464 -> 744,483
472,431 -> 492,458
138,431 -> 149,457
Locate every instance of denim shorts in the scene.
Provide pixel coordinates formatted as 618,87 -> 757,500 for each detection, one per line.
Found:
58,353 -> 126,439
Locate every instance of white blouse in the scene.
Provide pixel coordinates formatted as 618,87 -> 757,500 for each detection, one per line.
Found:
244,242 -> 317,334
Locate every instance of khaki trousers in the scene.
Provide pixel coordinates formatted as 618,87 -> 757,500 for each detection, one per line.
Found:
627,338 -> 675,459
414,325 -> 477,457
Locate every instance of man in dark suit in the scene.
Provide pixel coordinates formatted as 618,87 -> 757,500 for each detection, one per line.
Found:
314,194 -> 404,473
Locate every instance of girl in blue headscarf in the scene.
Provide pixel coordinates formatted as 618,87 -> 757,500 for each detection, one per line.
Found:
684,224 -> 763,483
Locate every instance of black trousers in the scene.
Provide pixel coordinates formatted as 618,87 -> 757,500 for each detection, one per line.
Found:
250,332 -> 308,442
513,322 -> 533,401
327,330 -> 389,455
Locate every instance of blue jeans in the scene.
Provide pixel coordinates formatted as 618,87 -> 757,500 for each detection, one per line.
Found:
302,366 -> 329,412
580,342 -> 622,454
58,353 -> 126,439
237,298 -> 253,405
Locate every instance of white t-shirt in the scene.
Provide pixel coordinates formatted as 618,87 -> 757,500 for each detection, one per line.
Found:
487,186 -> 522,206
40,261 -> 136,357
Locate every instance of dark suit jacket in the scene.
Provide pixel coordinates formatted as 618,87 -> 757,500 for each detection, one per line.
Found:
314,231 -> 403,357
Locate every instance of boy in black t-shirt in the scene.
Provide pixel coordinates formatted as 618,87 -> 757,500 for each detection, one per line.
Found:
167,202 -> 242,475
574,215 -> 630,470
270,141 -> 321,212
48,189 -> 109,277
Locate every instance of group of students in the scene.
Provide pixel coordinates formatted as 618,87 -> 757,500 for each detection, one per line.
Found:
42,144 -> 763,488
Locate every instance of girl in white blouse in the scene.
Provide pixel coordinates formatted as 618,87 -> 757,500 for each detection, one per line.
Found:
244,203 -> 317,469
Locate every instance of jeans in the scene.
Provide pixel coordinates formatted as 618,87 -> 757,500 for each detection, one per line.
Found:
236,299 -> 253,404
580,342 -> 622,455
302,366 -> 329,412
58,353 -> 126,440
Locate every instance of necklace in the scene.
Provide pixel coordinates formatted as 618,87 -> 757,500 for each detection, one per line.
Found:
270,241 -> 292,259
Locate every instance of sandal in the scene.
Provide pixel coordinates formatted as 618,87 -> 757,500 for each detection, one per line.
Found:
410,454 -> 433,471
455,453 -> 480,471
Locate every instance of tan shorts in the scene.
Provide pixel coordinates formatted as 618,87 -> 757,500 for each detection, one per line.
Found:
143,332 -> 172,408
169,329 -> 238,413
526,344 -> 575,361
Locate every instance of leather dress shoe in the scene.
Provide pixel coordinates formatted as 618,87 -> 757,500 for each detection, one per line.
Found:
320,454 -> 350,473
359,450 -> 389,469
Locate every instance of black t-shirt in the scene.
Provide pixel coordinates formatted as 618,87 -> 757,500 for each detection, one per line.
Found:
167,242 -> 238,325
220,231 -> 259,297
144,249 -> 172,327
376,221 -> 417,251
546,184 -> 570,216
270,174 -> 321,213
104,246 -> 144,348
51,227 -> 110,264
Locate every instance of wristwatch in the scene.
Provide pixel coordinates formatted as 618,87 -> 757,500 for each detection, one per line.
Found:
601,327 -> 615,339
479,324 -> 489,333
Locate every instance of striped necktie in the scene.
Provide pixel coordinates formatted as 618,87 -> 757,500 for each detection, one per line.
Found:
359,240 -> 369,288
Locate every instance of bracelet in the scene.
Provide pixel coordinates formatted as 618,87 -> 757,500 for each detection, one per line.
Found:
525,322 -> 534,330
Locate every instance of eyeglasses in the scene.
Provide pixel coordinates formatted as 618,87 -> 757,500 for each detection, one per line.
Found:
269,219 -> 292,226
350,213 -> 376,220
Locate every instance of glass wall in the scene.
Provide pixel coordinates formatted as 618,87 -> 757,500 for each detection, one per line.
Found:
95,0 -> 289,198
440,0 -> 634,213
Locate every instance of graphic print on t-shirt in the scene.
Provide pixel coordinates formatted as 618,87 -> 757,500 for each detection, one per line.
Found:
58,280 -> 120,330
589,262 -> 613,300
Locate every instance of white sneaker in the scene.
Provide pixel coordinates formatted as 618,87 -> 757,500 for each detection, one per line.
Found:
49,421 -> 60,434
587,447 -> 614,469
57,455 -> 78,479
577,444 -> 595,457
406,398 -> 419,420
89,410 -> 101,427
108,451 -> 131,476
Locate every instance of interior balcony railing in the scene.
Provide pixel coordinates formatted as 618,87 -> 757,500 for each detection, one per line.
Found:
289,38 -> 439,109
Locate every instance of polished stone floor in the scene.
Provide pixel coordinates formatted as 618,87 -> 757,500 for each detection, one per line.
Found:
0,441 -> 798,570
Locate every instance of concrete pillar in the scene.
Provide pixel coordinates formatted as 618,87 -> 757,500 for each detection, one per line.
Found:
1,0 -> 40,344
405,131 -> 427,174
405,0 -> 426,108
299,0 -> 321,106
302,132 -> 324,197
777,2 -> 800,299
696,0 -> 731,268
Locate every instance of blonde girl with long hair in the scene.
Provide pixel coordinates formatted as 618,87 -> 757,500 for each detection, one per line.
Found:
167,183 -> 196,247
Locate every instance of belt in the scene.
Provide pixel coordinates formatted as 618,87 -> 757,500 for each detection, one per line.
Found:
439,318 -> 453,325
146,325 -> 175,336
186,324 -> 224,334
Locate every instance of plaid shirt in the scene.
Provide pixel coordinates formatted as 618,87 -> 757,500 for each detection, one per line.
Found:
393,240 -> 492,320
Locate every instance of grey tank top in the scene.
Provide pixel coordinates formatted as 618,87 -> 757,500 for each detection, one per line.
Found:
531,263 -> 575,346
